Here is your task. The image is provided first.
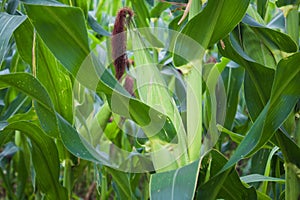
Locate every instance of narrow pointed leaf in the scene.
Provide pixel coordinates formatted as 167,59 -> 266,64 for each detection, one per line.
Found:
241,174 -> 285,184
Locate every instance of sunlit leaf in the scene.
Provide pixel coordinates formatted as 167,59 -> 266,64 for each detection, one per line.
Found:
24,3 -> 90,75
174,0 -> 250,66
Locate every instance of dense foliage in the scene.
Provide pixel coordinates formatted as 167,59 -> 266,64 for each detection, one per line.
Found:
0,0 -> 300,199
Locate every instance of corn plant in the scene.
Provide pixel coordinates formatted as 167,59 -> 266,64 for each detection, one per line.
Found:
0,0 -> 300,199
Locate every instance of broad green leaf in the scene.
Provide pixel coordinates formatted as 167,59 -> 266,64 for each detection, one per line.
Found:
130,0 -> 150,28
57,114 -> 111,165
21,2 -> 177,143
106,167 -> 137,200
174,0 -> 250,66
197,150 -> 257,200
0,93 -> 30,121
87,14 -> 111,36
284,6 -> 299,49
1,121 -> 67,199
221,66 -> 244,129
130,28 -> 187,169
14,19 -> 34,64
247,5 -> 266,25
202,58 -> 229,153
219,15 -> 297,120
15,133 -> 31,199
35,36 -> 74,123
267,12 -> 285,30
240,24 -> 277,69
242,14 -> 297,54
58,112 -> 156,172
150,159 -> 200,200
150,1 -> 171,18
217,124 -> 273,149
222,52 -> 300,171
241,174 -> 285,184
0,13 -> 26,65
23,3 -> 90,75
21,0 -> 65,6
250,149 -> 272,186
274,130 -> 300,168
130,0 -> 164,47
257,0 -> 268,19
285,163 -> 300,200
0,73 -> 58,137
168,14 -> 184,32
244,67 -> 274,121
73,0 -> 88,17
276,0 -> 300,6
78,102 -> 111,147
218,35 -> 275,120
80,53 -> 178,143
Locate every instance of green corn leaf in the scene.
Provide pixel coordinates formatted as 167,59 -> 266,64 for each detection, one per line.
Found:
150,159 -> 200,200
0,72 -> 176,171
276,0 -> 300,7
0,73 -> 58,137
197,150 -> 257,200
174,0 -> 250,66
0,13 -> 26,66
257,0 -> 268,19
23,3 -> 90,75
22,2 -> 177,143
222,52 -> 300,171
150,1 -> 171,18
239,24 -> 277,69
242,14 -> 297,54
106,167 -> 137,200
1,121 -> 68,199
35,36 -> 74,123
130,0 -> 164,47
240,174 -> 285,184
87,14 -> 111,37
14,19 -> 34,64
218,35 -> 275,121
221,66 -> 244,129
285,163 -> 300,200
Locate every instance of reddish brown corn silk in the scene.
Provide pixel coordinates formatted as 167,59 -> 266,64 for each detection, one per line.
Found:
112,8 -> 133,80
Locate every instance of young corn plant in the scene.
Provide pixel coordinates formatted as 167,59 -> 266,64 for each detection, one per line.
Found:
0,0 -> 300,199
